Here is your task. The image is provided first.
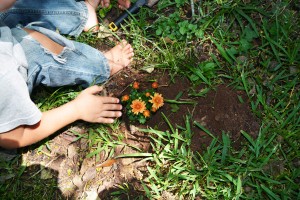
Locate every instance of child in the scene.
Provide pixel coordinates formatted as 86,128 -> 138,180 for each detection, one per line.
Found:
0,0 -> 133,149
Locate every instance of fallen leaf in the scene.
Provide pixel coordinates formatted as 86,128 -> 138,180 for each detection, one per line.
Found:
97,25 -> 112,39
163,37 -> 174,44
84,190 -> 100,200
72,175 -> 83,189
142,66 -> 155,73
67,168 -> 73,176
67,145 -> 77,159
95,159 -> 116,168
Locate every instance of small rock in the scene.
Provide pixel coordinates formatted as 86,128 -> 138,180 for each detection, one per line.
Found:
215,114 -> 221,121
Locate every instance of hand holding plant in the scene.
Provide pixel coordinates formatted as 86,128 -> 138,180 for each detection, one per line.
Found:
121,81 -> 164,124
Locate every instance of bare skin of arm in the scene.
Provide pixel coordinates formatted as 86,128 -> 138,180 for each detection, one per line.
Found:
0,86 -> 122,149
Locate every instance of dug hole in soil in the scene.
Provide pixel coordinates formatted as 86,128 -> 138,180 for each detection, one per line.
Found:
19,67 -> 260,199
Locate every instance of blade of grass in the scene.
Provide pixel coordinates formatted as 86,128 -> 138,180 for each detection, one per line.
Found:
235,8 -> 259,35
194,121 -> 217,140
261,184 -> 281,200
221,132 -> 230,164
209,36 -> 233,65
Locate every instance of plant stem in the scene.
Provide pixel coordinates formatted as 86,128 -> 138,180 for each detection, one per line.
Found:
164,99 -> 197,105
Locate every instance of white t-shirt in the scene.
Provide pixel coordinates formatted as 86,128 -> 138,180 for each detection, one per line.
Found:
0,24 -> 41,133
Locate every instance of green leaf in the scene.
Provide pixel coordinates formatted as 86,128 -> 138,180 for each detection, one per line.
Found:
244,26 -> 258,41
261,184 -> 280,200
236,176 -> 242,196
221,133 -> 230,164
139,117 -> 146,124
179,26 -> 187,35
210,36 -> 233,64
156,28 -> 162,35
190,74 -> 199,81
195,29 -> 204,38
170,104 -> 180,112
188,24 -> 197,31
98,4 -> 112,18
239,38 -> 252,51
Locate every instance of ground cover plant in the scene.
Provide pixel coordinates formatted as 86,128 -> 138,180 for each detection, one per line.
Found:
0,0 -> 299,199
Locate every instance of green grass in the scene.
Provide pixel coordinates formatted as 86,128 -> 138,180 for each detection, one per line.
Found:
1,0 -> 299,199
121,0 -> 299,199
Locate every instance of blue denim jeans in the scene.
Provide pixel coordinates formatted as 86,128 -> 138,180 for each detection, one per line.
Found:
0,0 -> 88,37
1,0 -> 111,93
11,24 -> 110,93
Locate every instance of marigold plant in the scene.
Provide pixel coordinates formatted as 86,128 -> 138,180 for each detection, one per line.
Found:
121,81 -> 164,124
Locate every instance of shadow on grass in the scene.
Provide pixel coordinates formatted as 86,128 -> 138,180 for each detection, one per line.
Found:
98,179 -> 148,200
0,148 -> 67,200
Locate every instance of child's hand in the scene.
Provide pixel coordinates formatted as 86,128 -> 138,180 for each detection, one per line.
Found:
72,85 -> 122,123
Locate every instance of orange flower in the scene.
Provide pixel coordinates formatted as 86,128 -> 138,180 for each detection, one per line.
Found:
143,110 -> 150,118
133,81 -> 139,89
151,107 -> 157,112
130,99 -> 146,115
145,92 -> 151,97
152,82 -> 159,89
149,93 -> 164,109
121,94 -> 130,101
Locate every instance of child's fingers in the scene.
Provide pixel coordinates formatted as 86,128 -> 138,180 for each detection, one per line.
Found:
95,117 -> 115,124
100,96 -> 120,104
84,85 -> 103,94
100,0 -> 110,8
101,103 -> 122,111
99,111 -> 122,118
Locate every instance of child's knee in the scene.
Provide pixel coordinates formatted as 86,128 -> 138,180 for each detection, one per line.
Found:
23,28 -> 64,55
